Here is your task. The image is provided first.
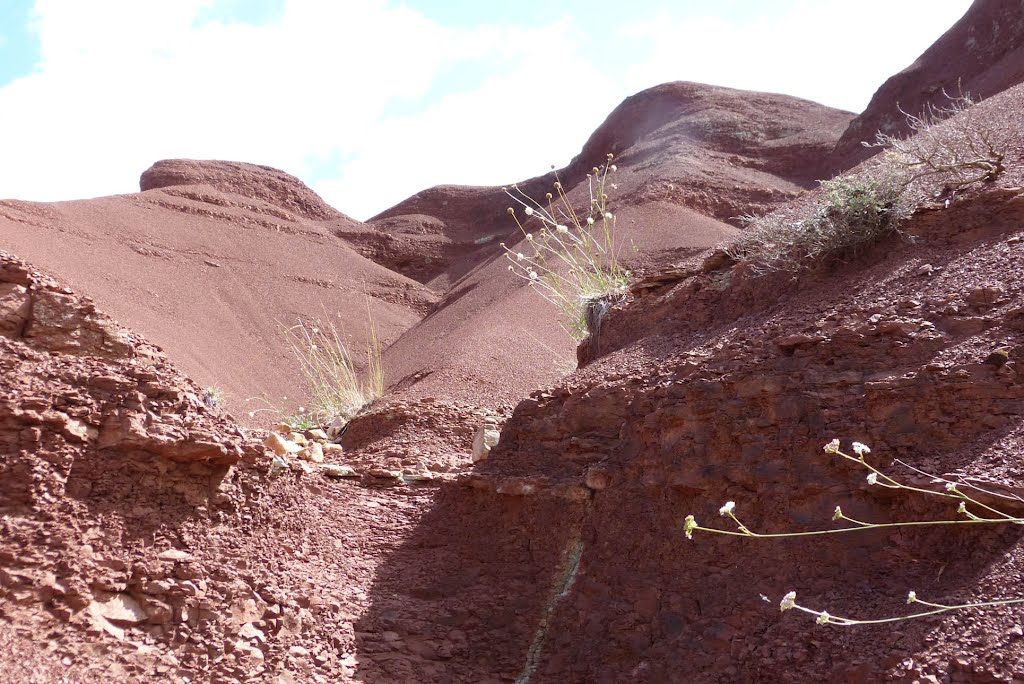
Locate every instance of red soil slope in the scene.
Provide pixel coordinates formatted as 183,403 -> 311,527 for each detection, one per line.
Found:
832,0 -> 1024,171
361,83 -> 852,412
0,161 -> 435,424
354,82 -> 1024,683
360,83 -> 851,291
7,7 -> 1024,683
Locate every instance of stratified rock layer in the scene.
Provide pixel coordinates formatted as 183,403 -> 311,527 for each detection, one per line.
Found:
140,159 -> 344,223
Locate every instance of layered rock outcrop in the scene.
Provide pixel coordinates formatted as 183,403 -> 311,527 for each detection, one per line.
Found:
353,84 -> 1024,680
140,159 -> 344,223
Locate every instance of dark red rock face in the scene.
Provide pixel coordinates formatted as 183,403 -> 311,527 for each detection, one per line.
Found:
832,0 -> 1024,172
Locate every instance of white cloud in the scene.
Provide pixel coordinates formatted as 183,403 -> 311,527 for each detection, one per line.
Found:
1,0 -> 590,217
620,0 -> 972,113
0,0 -> 975,219
316,20 -> 621,219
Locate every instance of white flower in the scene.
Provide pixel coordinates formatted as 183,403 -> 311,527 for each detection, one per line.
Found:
683,515 -> 698,540
866,473 -> 878,485
609,164 -> 617,172
907,591 -> 917,604
832,506 -> 843,521
852,442 -> 871,456
586,217 -> 595,226
719,501 -> 735,517
529,270 -> 539,281
945,482 -> 958,492
248,411 -> 255,417
556,225 -> 569,234
779,591 -> 797,612
516,252 -> 525,261
816,611 -> 830,625
957,502 -> 967,514
604,212 -> 614,220
526,233 -> 534,241
823,439 -> 841,454
524,207 -> 534,216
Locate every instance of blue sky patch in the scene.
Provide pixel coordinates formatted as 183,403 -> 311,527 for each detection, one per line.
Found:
193,0 -> 285,28
0,0 -> 40,86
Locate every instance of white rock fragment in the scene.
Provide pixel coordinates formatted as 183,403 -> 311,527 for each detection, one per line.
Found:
269,455 -> 288,477
89,594 -> 147,625
157,549 -> 192,562
321,464 -> 358,478
472,419 -> 501,463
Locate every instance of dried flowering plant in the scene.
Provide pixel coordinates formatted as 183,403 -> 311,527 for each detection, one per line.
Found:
280,310 -> 383,427
501,154 -> 630,342
684,440 -> 1024,625
728,90 -> 1006,276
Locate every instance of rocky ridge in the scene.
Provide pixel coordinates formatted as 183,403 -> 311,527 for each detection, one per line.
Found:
5,3 -> 1024,681
832,0 -> 1024,171
140,159 -> 346,223
351,83 -> 1024,682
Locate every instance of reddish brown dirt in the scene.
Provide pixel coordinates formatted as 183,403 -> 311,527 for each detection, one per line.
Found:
140,160 -> 349,223
353,84 -> 1024,683
363,82 -> 851,412
831,0 -> 1024,172
0,163 -> 435,425
362,82 -> 851,291
0,250 -> 488,683
5,8 -> 1024,684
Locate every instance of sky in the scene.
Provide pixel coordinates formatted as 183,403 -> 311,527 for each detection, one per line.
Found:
0,0 -> 973,220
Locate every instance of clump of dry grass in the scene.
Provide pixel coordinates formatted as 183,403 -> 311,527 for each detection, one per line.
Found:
727,90 -> 1008,275
281,312 -> 383,426
726,167 -> 909,274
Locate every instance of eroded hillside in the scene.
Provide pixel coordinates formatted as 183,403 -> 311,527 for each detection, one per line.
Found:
5,1 -> 1024,682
